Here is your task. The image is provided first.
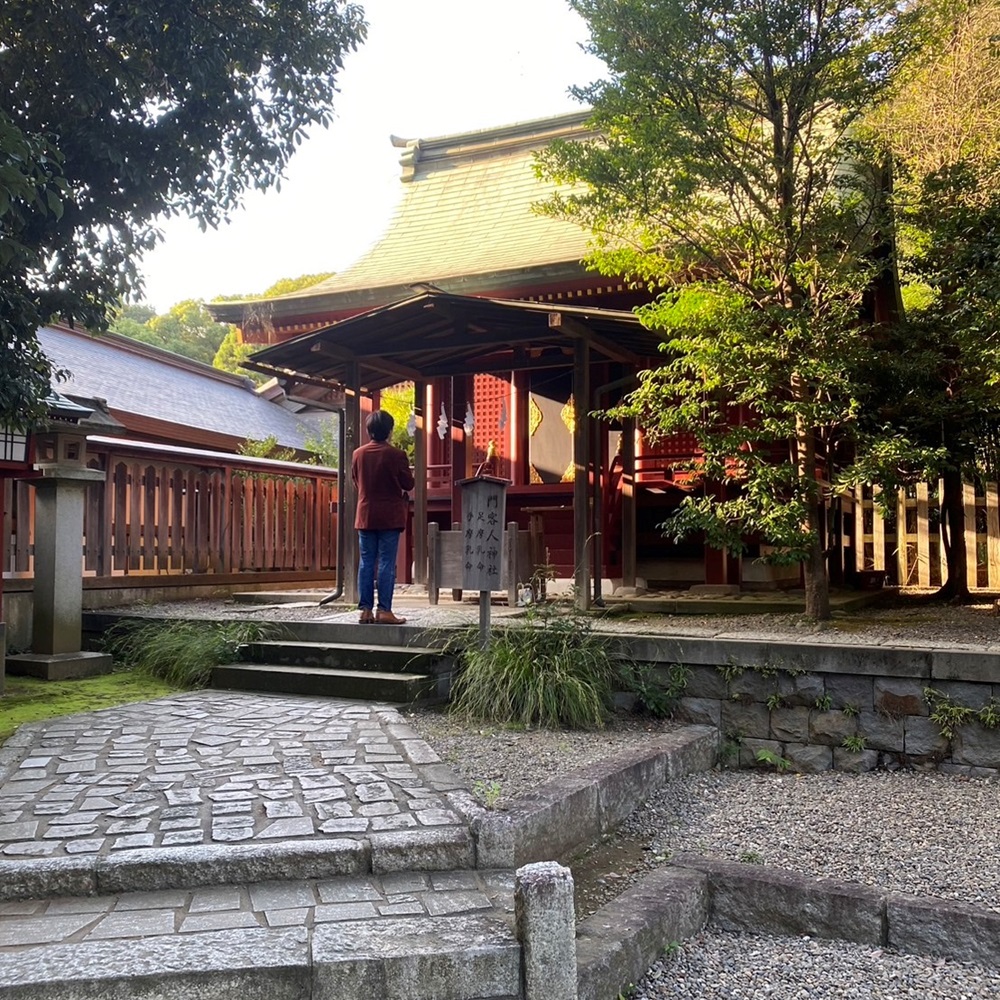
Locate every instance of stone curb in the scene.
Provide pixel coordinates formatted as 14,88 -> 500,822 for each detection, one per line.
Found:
474,725 -> 717,868
576,867 -> 709,1000
574,855 -> 1000,1000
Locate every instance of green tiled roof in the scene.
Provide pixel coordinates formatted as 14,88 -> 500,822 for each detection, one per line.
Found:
210,112 -> 597,323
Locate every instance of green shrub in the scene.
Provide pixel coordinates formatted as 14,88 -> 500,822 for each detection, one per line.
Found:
101,618 -> 278,688
448,606 -> 622,729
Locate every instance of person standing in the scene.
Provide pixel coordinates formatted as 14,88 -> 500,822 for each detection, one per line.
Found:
352,409 -> 415,624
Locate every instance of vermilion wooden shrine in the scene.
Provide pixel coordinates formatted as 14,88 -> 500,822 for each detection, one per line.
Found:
209,112 -> 797,602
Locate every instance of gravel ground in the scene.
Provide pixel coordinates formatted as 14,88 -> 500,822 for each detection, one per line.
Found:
630,930 -> 1000,1000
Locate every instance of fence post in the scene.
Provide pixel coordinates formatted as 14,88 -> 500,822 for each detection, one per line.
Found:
515,861 -> 577,1000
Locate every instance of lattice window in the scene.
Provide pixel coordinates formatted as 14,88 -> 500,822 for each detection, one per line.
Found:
472,374 -> 511,479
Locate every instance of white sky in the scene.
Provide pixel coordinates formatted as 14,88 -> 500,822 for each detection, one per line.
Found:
137,0 -> 606,312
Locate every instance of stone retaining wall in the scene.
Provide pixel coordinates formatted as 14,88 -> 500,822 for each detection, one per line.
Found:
622,634 -> 1000,774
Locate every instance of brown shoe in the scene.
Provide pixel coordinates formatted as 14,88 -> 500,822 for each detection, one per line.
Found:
358,609 -> 374,624
375,610 -> 406,625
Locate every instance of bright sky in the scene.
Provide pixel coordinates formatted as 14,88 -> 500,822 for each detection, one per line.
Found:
137,0 -> 606,312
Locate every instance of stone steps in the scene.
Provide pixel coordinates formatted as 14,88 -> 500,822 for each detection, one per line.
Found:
211,638 -> 455,703
212,662 -> 440,703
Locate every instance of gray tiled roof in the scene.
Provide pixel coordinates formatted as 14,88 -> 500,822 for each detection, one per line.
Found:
209,112 -> 597,322
37,326 -> 329,451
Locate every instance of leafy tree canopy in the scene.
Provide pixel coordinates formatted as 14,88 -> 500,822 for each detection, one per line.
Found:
0,1 -> 366,428
109,299 -> 233,367
540,0 -> 920,617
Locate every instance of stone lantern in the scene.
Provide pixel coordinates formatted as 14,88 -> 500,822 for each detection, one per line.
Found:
6,394 -> 112,680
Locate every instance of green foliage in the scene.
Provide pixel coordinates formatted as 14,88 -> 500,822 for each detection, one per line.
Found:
379,384 -> 416,462
814,693 -> 833,711
621,662 -> 689,718
448,606 -> 622,730
110,299 -> 233,365
766,692 -> 784,711
979,699 -> 1000,730
101,618 -> 277,688
924,687 -> 976,740
213,272 -> 336,302
238,435 -> 297,462
754,747 -> 793,771
541,0 -> 923,618
738,850 -> 764,864
0,2 -> 366,424
841,734 -> 867,752
472,779 -> 503,810
212,329 -> 269,385
842,702 -> 860,718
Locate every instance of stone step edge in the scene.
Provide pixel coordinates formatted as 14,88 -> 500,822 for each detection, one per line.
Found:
0,828 -> 475,903
215,663 -> 436,683
576,856 -> 1000,1000
0,913 -> 520,1000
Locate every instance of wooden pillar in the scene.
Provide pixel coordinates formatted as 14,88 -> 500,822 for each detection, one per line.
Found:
511,370 -> 530,487
450,376 -> 468,523
621,418 -> 637,589
413,380 -> 428,585
573,339 -> 591,610
343,364 -> 360,605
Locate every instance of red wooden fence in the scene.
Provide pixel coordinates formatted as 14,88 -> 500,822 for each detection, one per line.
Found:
2,440 -> 339,588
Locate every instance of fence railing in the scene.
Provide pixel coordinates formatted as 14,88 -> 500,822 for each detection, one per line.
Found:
853,482 -> 1000,590
2,439 -> 340,587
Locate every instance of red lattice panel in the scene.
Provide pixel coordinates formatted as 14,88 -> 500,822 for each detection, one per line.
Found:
472,374 -> 511,478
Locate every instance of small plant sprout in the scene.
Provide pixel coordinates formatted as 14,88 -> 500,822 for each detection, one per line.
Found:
814,693 -> 832,711
841,734 -> 867,753
979,699 -> 1000,729
842,702 -> 860,718
766,692 -> 784,711
924,688 -> 975,740
472,779 -> 502,810
754,747 -> 792,771
738,850 -> 763,864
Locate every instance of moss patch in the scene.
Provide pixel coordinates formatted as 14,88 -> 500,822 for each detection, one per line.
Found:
0,671 -> 177,745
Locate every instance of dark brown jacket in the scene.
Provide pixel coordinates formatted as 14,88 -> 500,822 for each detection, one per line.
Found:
351,440 -> 415,530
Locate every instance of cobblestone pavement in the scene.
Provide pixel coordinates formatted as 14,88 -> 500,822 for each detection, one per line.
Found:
0,692 -> 472,860
0,869 -> 513,951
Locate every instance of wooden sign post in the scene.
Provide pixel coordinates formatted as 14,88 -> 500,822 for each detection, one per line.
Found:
458,475 -> 509,647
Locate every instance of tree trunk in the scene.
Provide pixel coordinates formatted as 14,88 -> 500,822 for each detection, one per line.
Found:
793,375 -> 831,620
936,465 -> 970,601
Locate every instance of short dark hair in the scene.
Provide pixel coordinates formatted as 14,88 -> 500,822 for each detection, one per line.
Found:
366,409 -> 394,442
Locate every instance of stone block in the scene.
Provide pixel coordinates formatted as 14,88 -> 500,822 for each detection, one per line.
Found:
673,854 -> 884,945
370,828 -> 474,875
0,857 -> 97,903
729,670 -> 776,701
664,726 -> 718,779
856,711 -> 904,753
95,840 -> 369,895
888,892 -> 1000,965
783,743 -> 832,774
930,680 -> 992,709
312,914 -> 520,1000
590,747 -> 666,834
903,717 -> 949,758
769,706 -> 810,743
930,650 -> 1000,684
808,710 -> 857,746
823,674 -> 874,712
776,671 -> 825,708
765,642 -> 931,679
0,927 -> 311,998
475,777 -> 599,869
4,651 -> 113,681
952,723 -> 1000,768
677,697 -> 720,728
874,678 -> 928,718
576,868 -> 708,1000
683,665 -> 728,700
832,748 -> 879,773
515,862 -> 576,1000
720,701 -> 770,740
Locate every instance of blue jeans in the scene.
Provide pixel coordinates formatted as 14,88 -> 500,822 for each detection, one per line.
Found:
357,529 -> 401,613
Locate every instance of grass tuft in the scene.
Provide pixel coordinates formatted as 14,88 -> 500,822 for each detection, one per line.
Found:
101,617 -> 278,688
448,605 -> 623,730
